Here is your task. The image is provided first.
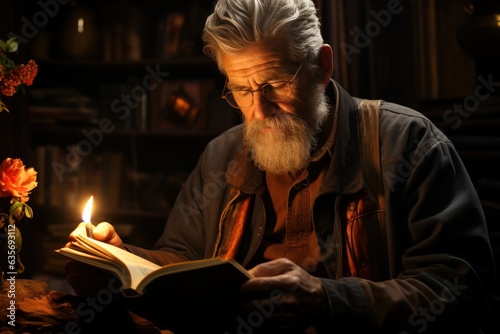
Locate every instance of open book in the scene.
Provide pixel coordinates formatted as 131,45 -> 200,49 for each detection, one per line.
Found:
55,234 -> 252,297
56,234 -> 255,331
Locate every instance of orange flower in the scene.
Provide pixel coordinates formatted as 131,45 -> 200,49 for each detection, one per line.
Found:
0,158 -> 38,203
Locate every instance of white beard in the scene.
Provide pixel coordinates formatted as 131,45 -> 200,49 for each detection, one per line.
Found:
243,84 -> 329,174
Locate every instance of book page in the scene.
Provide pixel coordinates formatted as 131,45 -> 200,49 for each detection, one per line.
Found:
55,247 -> 126,278
68,239 -> 116,261
65,235 -> 161,290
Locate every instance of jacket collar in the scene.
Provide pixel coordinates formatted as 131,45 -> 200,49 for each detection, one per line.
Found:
226,79 -> 364,196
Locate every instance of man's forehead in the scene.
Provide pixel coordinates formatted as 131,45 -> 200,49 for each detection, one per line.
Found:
220,43 -> 290,74
223,60 -> 285,79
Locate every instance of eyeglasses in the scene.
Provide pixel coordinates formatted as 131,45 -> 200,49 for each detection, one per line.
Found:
221,63 -> 304,109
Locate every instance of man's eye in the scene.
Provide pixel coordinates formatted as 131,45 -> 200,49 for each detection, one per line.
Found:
234,91 -> 251,97
269,82 -> 288,90
265,82 -> 286,94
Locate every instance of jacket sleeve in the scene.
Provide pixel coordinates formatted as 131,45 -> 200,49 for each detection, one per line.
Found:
319,109 -> 495,333
125,129 -> 241,265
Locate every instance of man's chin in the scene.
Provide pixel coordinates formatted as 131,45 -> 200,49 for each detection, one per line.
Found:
260,127 -> 276,135
251,143 -> 310,174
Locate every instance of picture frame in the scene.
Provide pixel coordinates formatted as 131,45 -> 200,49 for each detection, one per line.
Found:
149,79 -> 215,132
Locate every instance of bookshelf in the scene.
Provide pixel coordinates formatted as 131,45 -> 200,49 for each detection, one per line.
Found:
16,0 -> 240,276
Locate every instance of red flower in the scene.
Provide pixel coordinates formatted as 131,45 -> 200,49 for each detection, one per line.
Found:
0,158 -> 38,203
17,59 -> 38,86
0,71 -> 21,96
0,59 -> 37,96
1,37 -> 38,112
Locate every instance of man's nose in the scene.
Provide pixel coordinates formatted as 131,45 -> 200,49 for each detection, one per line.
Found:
252,92 -> 275,120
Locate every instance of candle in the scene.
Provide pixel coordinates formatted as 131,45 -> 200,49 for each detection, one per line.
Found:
82,196 -> 94,238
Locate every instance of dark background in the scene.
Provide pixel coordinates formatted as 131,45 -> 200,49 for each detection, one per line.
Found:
1,0 -> 498,313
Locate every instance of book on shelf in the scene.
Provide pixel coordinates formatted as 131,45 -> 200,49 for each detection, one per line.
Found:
28,88 -> 99,125
55,234 -> 253,329
32,145 -> 126,209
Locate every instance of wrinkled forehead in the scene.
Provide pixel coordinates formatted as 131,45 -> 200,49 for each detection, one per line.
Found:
220,42 -> 294,82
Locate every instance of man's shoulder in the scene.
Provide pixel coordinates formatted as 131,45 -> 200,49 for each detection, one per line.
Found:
352,96 -> 429,120
375,100 -> 453,163
353,98 -> 441,136
379,101 -> 431,121
378,101 -> 448,139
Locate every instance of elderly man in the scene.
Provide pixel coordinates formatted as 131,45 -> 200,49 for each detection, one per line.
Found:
65,0 -> 496,333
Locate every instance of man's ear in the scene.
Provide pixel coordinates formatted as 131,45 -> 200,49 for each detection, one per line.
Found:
318,44 -> 333,85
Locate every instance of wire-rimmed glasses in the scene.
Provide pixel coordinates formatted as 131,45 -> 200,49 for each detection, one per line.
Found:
221,63 -> 304,109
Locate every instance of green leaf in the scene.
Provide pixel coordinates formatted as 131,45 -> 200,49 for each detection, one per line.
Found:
4,37 -> 18,53
24,204 -> 34,218
9,201 -> 24,215
0,52 -> 16,68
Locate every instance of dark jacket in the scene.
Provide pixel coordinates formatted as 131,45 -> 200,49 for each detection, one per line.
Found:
129,81 -> 495,333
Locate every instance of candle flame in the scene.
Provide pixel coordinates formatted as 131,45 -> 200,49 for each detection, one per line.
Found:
82,196 -> 93,222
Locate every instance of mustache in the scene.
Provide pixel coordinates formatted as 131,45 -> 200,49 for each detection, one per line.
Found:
246,111 -> 308,137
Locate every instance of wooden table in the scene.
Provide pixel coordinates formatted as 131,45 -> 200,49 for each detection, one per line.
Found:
0,279 -> 172,334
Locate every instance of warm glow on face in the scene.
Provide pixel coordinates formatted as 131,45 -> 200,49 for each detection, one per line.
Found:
82,196 -> 93,222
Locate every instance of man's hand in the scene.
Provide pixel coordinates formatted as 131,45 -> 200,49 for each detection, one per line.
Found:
66,222 -> 124,248
65,222 -> 124,297
237,258 -> 329,332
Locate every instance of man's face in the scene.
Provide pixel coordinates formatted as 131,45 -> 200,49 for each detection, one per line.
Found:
220,43 -> 329,174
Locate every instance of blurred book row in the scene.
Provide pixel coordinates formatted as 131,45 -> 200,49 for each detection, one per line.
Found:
28,79 -> 238,133
31,145 -> 184,214
30,0 -> 213,62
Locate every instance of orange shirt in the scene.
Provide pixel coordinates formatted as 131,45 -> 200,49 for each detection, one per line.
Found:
248,156 -> 330,278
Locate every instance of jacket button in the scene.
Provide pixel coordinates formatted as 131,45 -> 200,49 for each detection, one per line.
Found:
257,226 -> 263,237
